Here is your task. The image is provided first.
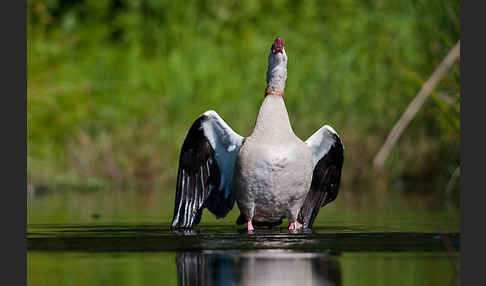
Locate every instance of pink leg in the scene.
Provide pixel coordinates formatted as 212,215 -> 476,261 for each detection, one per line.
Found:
247,220 -> 254,232
288,222 -> 295,231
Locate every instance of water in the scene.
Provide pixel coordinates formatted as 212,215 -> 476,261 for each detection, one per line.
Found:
27,190 -> 460,285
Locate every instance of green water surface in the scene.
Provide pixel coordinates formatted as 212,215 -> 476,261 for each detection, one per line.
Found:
27,190 -> 460,286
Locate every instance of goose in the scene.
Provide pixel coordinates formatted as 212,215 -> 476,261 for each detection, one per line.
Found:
171,37 -> 344,232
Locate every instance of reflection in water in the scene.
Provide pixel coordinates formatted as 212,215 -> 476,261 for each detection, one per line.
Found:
176,250 -> 341,286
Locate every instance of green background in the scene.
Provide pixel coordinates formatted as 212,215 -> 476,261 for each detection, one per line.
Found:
28,0 -> 460,201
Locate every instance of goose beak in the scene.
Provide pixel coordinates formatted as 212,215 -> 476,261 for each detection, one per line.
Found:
272,37 -> 284,54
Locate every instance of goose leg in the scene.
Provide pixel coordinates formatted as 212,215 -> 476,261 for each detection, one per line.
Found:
288,221 -> 295,230
288,203 -> 303,231
247,220 -> 254,232
288,221 -> 303,231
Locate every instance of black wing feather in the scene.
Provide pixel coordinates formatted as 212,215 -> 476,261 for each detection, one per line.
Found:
171,115 -> 235,229
298,132 -> 344,229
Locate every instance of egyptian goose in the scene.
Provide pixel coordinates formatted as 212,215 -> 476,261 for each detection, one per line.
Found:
171,37 -> 344,232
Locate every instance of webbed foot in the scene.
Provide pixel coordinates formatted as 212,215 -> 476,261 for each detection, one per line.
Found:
247,220 -> 254,232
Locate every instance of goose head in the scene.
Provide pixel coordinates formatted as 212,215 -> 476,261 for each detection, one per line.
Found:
266,37 -> 288,97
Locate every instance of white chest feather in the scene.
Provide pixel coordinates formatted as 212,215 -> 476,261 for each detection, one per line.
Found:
233,95 -> 313,220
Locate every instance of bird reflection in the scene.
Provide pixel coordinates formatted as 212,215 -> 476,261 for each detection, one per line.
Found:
176,250 -> 341,286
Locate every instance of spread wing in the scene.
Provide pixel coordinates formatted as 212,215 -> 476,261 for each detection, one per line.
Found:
171,110 -> 244,229
298,125 -> 344,229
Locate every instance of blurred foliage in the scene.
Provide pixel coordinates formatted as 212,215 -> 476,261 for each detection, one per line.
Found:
27,0 -> 460,200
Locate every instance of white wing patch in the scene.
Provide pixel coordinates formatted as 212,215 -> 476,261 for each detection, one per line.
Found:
305,125 -> 341,167
201,110 -> 244,199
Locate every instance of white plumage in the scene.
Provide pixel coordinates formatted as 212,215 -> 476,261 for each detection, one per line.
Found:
171,38 -> 344,231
